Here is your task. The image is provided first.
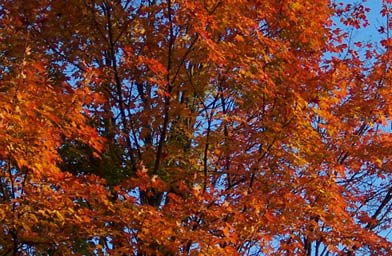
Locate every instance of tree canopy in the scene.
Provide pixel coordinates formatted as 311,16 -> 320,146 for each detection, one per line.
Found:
1,0 -> 392,255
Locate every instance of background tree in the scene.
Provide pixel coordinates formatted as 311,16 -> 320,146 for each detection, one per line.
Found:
1,0 -> 392,255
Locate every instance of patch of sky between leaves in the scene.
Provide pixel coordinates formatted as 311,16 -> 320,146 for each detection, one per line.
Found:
324,1 -> 391,131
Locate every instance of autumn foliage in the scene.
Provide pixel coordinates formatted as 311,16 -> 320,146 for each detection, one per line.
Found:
1,0 -> 392,255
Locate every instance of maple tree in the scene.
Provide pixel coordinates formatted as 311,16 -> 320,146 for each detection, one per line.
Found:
1,0 -> 392,255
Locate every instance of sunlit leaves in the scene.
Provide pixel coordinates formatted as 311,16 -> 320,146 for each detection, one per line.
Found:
1,0 -> 392,255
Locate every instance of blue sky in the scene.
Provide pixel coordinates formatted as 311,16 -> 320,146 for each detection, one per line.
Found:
338,1 -> 385,49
